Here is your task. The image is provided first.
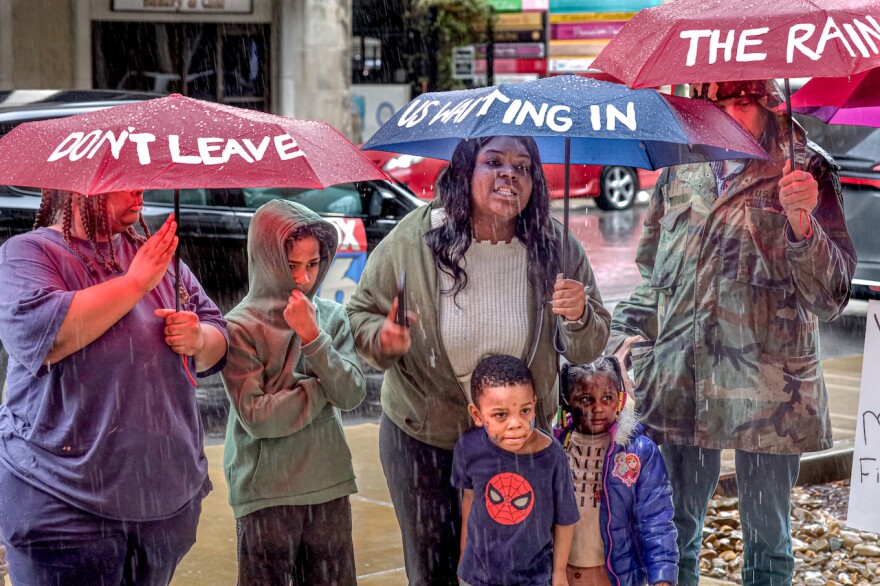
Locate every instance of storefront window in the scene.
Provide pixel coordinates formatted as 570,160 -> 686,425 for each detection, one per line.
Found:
92,21 -> 269,111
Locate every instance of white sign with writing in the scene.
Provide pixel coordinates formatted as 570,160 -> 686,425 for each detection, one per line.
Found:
113,0 -> 253,13
452,46 -> 476,80
848,299 -> 880,533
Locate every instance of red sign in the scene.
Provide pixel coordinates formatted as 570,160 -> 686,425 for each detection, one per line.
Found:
325,217 -> 367,253
551,21 -> 626,40
475,58 -> 547,75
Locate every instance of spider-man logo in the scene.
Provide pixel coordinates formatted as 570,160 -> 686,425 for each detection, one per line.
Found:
485,472 -> 534,525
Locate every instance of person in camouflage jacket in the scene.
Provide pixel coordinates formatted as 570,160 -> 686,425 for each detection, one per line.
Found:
608,80 -> 856,586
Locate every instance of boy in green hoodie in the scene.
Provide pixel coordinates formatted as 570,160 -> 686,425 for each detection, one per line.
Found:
221,199 -> 366,585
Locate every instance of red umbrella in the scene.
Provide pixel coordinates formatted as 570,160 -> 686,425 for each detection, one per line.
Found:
0,94 -> 388,384
0,93 -> 387,194
592,0 -> 880,89
788,68 -> 880,127
593,0 -> 880,238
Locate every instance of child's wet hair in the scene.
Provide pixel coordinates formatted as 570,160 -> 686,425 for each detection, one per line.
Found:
562,356 -> 625,403
471,354 -> 534,408
284,223 -> 334,258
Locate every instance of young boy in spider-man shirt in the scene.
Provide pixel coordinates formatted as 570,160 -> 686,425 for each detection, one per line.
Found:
452,354 -> 579,586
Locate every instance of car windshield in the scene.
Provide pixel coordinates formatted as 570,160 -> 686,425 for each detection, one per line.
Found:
795,114 -> 877,159
241,183 -> 363,215
848,129 -> 880,162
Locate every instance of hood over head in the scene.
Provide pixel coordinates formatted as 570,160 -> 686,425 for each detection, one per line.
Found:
242,199 -> 338,316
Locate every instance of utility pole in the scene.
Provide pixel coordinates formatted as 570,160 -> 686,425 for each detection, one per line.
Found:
486,6 -> 495,87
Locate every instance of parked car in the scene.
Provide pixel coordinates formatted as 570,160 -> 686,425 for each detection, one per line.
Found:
0,91 -> 426,424
363,149 -> 661,210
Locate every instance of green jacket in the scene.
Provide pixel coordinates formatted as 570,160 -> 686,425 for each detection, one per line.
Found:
347,203 -> 611,450
609,119 -> 856,455
222,200 -> 365,518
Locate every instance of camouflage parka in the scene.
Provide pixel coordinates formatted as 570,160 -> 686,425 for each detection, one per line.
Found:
608,117 -> 856,455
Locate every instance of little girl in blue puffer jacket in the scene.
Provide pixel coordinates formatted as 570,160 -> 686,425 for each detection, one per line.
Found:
556,356 -> 678,586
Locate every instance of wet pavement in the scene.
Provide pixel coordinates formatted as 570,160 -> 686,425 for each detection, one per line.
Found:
176,422 -> 739,586
554,199 -> 647,303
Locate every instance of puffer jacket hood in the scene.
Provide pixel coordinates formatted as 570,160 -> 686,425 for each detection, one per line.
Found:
609,405 -> 639,447
240,199 -> 338,317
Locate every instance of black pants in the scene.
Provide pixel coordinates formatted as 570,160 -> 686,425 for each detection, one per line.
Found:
236,497 -> 356,586
379,413 -> 461,586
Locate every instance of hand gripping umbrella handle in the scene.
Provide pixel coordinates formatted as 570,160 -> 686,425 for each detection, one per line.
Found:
785,78 -> 813,240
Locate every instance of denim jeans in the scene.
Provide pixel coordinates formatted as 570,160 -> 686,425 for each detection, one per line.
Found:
659,444 -> 800,586
379,413 -> 461,586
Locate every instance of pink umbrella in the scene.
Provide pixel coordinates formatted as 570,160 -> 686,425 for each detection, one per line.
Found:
789,68 -> 880,127
0,94 -> 388,384
592,0 -> 880,89
593,0 -> 880,237
0,93 -> 387,194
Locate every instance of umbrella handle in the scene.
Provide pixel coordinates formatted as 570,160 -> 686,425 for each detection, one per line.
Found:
174,188 -> 181,312
554,315 -> 567,354
785,78 -> 813,240
171,188 -> 196,387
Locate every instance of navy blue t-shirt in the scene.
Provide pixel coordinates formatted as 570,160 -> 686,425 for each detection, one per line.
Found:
0,228 -> 228,521
452,428 -> 579,586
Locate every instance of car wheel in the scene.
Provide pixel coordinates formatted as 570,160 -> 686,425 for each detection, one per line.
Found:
596,166 -> 638,211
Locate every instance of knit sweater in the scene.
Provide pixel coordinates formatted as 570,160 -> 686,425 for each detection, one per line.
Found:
567,431 -> 610,568
439,237 -> 529,396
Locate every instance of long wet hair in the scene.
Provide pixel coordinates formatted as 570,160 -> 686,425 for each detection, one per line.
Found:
33,188 -> 150,274
424,136 -> 561,301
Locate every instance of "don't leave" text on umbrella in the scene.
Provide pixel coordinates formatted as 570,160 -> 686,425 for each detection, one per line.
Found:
47,131 -> 306,165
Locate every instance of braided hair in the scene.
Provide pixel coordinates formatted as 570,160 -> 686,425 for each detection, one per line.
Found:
555,356 -> 626,448
34,188 -> 151,275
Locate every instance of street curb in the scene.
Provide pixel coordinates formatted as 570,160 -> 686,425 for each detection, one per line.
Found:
717,441 -> 854,497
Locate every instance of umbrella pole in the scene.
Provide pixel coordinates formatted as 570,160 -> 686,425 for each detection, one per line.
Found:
554,137 -> 572,356
173,187 -> 196,387
785,78 -> 796,171
784,78 -> 813,239
562,136 -> 571,277
174,188 -> 181,313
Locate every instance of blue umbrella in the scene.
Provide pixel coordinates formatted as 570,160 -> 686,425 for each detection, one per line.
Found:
364,75 -> 771,353
363,75 -> 768,269
364,75 -> 768,166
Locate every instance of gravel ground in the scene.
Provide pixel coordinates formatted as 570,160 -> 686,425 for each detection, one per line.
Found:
701,480 -> 880,585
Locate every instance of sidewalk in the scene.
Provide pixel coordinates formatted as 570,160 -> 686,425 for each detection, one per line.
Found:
174,422 -> 736,586
171,354 -> 865,585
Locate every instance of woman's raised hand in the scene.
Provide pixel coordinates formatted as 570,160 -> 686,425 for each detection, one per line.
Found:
551,273 -> 587,321
126,214 -> 178,294
379,297 -> 416,356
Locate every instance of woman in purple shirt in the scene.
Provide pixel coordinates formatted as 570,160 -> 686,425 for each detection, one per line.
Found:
0,188 -> 228,585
